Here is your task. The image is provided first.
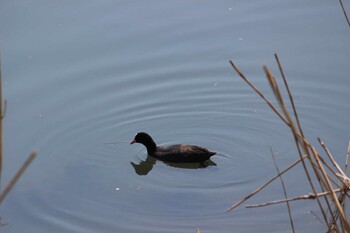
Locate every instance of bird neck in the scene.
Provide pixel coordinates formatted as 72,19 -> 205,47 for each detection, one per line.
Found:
143,137 -> 157,155
144,139 -> 157,155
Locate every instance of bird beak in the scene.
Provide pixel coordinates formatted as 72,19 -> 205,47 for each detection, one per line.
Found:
130,139 -> 136,144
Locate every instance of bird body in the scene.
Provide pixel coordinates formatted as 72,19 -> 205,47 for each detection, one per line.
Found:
130,132 -> 216,163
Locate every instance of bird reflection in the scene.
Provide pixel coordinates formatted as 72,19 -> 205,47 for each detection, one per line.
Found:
130,155 -> 217,176
130,155 -> 156,176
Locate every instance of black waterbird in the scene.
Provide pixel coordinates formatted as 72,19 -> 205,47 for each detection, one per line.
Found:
130,132 -> 216,163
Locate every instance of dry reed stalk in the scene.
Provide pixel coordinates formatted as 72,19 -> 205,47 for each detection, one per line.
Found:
314,155 -> 350,194
229,61 -> 290,127
311,147 -> 349,232
0,152 -> 37,205
0,57 -> 7,190
345,141 -> 350,175
0,56 -> 37,207
308,149 -> 343,220
344,140 -> 350,224
270,147 -> 295,233
265,62 -> 330,222
245,188 -> 350,208
0,57 -> 3,186
274,54 -> 304,137
274,55 -> 334,214
274,54 -> 325,199
226,154 -> 308,212
228,55 -> 350,232
230,61 -> 314,151
318,138 -> 347,177
338,0 -> 350,27
230,59 -> 329,222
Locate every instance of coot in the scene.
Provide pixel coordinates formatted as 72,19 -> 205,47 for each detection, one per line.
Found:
130,132 -> 216,163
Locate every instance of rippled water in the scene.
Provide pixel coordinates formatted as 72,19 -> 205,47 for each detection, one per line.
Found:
0,1 -> 349,232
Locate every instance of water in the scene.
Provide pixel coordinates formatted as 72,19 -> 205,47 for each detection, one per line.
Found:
0,0 -> 349,232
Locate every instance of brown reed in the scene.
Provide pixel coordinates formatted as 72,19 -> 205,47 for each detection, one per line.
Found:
0,56 -> 3,184
0,56 -> 37,207
227,54 -> 350,232
338,0 -> 350,27
270,146 -> 295,233
0,152 -> 37,205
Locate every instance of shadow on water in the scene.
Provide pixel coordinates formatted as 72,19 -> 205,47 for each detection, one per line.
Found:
130,155 -> 217,176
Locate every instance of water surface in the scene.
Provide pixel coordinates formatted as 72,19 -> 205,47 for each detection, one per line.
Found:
0,1 -> 349,232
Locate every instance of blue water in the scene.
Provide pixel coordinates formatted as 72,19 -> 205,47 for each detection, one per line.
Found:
0,1 -> 349,232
